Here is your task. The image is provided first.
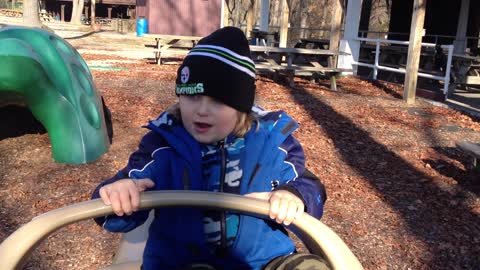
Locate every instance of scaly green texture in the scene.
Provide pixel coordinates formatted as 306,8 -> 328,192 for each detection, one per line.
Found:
0,26 -> 110,163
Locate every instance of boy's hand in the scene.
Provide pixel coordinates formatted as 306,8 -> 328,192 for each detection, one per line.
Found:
245,190 -> 304,226
99,178 -> 155,216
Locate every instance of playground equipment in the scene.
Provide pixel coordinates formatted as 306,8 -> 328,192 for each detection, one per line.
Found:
0,26 -> 111,164
0,191 -> 363,270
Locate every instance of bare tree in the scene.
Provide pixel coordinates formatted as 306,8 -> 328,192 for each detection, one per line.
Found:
368,0 -> 392,34
71,0 -> 85,24
23,0 -> 41,27
224,0 -> 252,28
290,0 -> 311,40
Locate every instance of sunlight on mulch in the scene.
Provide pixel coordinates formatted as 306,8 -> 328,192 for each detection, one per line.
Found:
1,50 -> 479,270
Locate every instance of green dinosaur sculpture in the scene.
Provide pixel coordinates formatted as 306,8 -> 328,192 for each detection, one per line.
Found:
0,26 -> 111,164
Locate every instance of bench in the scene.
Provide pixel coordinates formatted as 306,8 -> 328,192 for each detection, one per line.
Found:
456,141 -> 480,172
151,48 -> 190,64
250,45 -> 351,90
143,34 -> 202,65
295,38 -> 330,50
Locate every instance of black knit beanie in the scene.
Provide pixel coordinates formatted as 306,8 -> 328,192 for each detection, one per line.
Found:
175,27 -> 256,113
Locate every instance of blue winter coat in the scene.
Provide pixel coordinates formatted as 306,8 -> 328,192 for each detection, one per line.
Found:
92,108 -> 325,270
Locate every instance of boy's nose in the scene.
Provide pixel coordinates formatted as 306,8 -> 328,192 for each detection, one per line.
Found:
196,97 -> 210,115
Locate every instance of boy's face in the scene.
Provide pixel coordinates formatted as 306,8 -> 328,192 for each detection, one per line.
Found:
179,95 -> 238,144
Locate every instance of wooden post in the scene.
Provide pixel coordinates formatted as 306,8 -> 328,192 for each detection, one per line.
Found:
337,0 -> 362,75
91,0 -> 96,26
453,0 -> 470,54
60,4 -> 65,21
222,0 -> 229,27
278,0 -> 289,47
108,7 -> 112,20
130,7 -> 135,19
403,0 -> 427,104
246,0 -> 255,39
23,0 -> 41,27
84,6 -> 89,22
329,0 -> 344,67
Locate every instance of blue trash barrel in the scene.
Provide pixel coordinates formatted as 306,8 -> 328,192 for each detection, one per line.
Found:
136,17 -> 148,37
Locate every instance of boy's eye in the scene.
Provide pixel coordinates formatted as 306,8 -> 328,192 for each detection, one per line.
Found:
185,95 -> 200,101
210,98 -> 222,105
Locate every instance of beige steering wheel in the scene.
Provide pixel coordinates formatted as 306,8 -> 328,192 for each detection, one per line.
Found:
0,191 -> 363,270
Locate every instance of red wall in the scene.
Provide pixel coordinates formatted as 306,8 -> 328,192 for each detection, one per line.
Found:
137,0 -> 222,37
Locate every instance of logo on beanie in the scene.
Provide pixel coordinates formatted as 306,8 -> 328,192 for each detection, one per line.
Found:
180,66 -> 190,83
176,83 -> 204,95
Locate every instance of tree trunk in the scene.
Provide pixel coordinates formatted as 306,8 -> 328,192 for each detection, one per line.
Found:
71,0 -> 85,24
23,0 -> 41,27
246,0 -> 255,38
368,0 -> 392,37
269,0 -> 281,27
224,0 -> 253,28
299,0 -> 309,39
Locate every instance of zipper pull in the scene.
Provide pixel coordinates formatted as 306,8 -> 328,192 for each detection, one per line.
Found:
217,139 -> 225,149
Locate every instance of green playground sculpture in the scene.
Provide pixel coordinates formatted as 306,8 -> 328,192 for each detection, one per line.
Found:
0,26 -> 111,164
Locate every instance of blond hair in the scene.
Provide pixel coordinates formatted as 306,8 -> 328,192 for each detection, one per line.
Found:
166,102 -> 256,137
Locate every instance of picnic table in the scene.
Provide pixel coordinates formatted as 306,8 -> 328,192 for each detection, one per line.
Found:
250,45 -> 351,90
295,38 -> 330,50
250,29 -> 278,47
456,141 -> 480,173
448,54 -> 480,96
358,44 -> 443,82
143,34 -> 202,64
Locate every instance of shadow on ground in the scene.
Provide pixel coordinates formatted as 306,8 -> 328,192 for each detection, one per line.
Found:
288,82 -> 480,269
64,29 -> 109,40
0,105 -> 46,140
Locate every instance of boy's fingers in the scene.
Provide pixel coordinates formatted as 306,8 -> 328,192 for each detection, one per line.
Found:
99,187 -> 111,205
275,198 -> 289,224
283,200 -> 299,226
269,198 -> 280,220
109,191 -> 123,216
136,179 -> 155,191
119,188 -> 133,215
295,201 -> 305,219
246,191 -> 304,225
245,192 -> 271,200
129,184 -> 140,212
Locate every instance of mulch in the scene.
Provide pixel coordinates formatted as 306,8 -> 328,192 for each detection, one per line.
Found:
0,50 -> 479,270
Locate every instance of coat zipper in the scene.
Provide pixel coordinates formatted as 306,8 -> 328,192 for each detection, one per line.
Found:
218,139 -> 227,254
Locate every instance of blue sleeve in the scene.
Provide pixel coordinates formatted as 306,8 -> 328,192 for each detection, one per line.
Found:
276,135 -> 327,219
91,131 -> 164,232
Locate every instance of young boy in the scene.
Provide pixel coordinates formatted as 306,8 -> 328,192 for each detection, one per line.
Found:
92,27 -> 328,270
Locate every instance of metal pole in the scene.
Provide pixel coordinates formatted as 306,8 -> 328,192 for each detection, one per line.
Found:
374,39 -> 380,79
443,45 -> 454,95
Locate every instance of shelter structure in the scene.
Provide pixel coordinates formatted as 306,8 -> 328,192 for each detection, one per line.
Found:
44,0 -> 135,23
339,0 -> 479,103
387,0 -> 480,54
241,0 -> 478,103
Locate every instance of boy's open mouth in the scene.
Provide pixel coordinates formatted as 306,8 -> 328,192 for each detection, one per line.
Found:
194,122 -> 212,132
